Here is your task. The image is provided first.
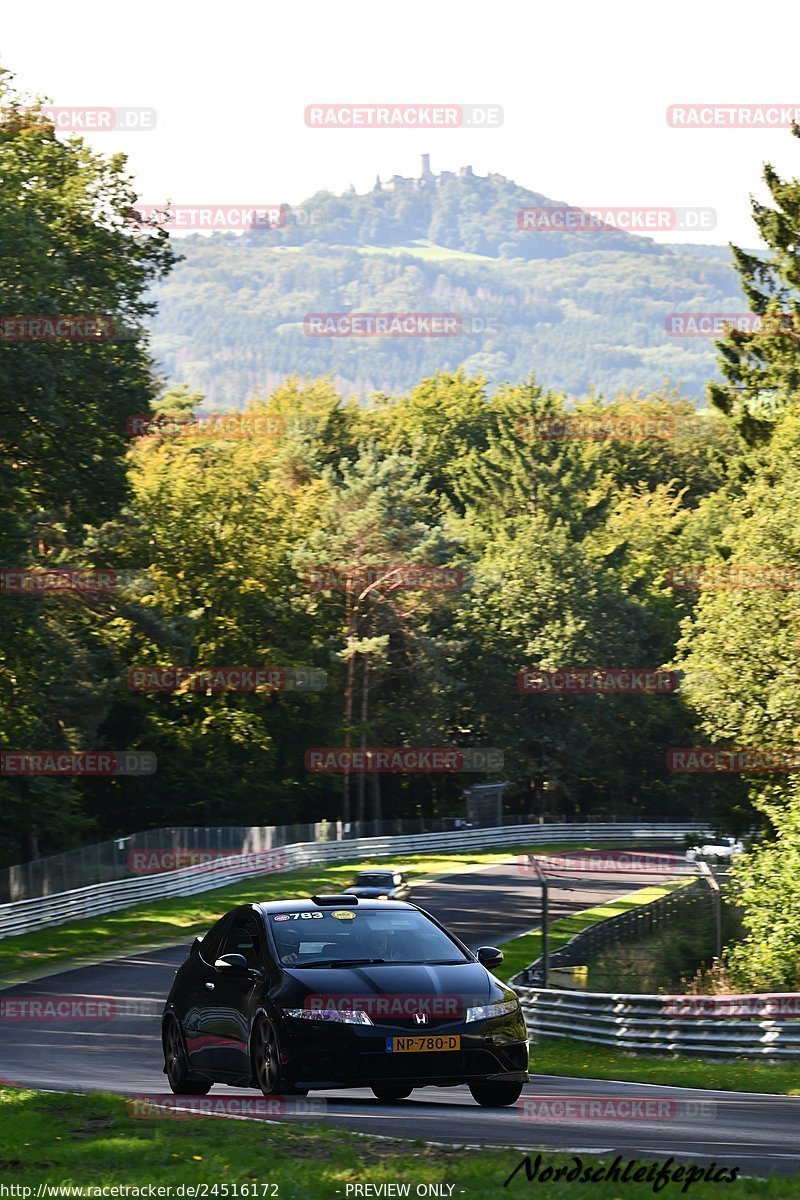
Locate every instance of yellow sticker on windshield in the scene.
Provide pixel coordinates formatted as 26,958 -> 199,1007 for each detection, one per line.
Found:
331,909 -> 356,920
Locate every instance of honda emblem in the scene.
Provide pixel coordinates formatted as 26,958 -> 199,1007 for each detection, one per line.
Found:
413,1012 -> 428,1026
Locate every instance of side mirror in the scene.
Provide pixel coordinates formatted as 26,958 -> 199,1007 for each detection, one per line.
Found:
214,953 -> 249,973
477,946 -> 504,969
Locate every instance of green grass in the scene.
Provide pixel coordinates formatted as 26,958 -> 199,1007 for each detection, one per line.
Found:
496,887 -> 800,1096
357,238 -> 497,262
0,842 -> 612,986
494,881 -> 691,982
531,1036 -> 800,1096
0,1088 -> 795,1195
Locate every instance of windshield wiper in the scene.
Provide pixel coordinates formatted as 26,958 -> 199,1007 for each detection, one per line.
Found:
374,959 -> 465,966
293,957 -> 391,968
288,957 -> 467,968
421,959 -> 468,965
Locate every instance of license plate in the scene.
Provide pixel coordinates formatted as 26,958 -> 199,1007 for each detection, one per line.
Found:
385,1035 -> 461,1053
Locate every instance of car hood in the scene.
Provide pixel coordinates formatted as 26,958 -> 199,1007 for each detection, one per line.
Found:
276,960 -> 513,1007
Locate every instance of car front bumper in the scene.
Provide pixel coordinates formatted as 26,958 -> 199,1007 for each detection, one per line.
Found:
276,1015 -> 530,1088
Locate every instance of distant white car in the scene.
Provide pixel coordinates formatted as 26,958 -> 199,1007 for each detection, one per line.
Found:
686,836 -> 744,863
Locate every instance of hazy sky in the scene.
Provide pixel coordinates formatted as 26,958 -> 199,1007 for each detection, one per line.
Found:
3,0 -> 799,246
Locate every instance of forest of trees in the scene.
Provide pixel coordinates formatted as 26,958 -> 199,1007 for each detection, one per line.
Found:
2,71 -> 800,986
150,237 -> 739,404
147,169 -> 742,403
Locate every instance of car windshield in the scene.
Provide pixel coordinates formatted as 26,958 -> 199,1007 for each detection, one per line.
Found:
353,873 -> 394,886
268,908 -> 469,967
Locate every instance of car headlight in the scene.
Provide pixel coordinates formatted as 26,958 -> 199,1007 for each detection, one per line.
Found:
465,999 -> 520,1023
282,1008 -> 373,1025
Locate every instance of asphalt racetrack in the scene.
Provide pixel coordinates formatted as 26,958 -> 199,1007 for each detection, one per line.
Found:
2,852 -> 798,1175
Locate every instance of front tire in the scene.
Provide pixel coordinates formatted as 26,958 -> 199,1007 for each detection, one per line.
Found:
468,1080 -> 523,1108
163,1017 -> 212,1096
371,1085 -> 413,1102
252,1018 -> 285,1096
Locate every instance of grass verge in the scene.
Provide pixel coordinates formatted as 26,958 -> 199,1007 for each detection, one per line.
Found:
0,842 -> 628,986
494,881 -> 691,982
531,1035 -> 800,1096
498,888 -> 800,1096
0,1087 -> 794,1196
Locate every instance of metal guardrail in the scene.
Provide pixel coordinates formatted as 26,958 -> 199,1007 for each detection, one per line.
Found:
2,814 -> 637,902
517,878 -> 707,985
3,817 -> 538,902
510,874 -> 800,1059
0,822 -> 706,939
513,985 -> 800,1058
0,824 -> 323,903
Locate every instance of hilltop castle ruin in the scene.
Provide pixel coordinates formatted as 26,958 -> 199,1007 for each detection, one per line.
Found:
374,155 -> 475,192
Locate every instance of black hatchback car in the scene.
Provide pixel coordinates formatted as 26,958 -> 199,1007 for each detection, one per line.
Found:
162,895 -> 529,1106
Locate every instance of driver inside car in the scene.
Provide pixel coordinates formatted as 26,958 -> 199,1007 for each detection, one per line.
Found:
276,927 -> 343,964
362,927 -> 391,960
276,928 -> 302,964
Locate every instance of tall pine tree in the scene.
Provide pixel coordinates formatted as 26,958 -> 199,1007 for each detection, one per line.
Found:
709,125 -> 800,444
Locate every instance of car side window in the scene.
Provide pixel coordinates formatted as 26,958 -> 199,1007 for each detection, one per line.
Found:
220,914 -> 263,969
198,913 -> 232,966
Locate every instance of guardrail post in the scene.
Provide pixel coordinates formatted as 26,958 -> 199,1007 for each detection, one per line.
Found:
523,853 -> 550,987
541,875 -> 549,986
698,861 -> 723,960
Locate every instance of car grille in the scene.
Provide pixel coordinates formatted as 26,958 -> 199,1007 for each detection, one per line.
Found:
355,1049 -> 501,1079
369,1015 -> 456,1031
